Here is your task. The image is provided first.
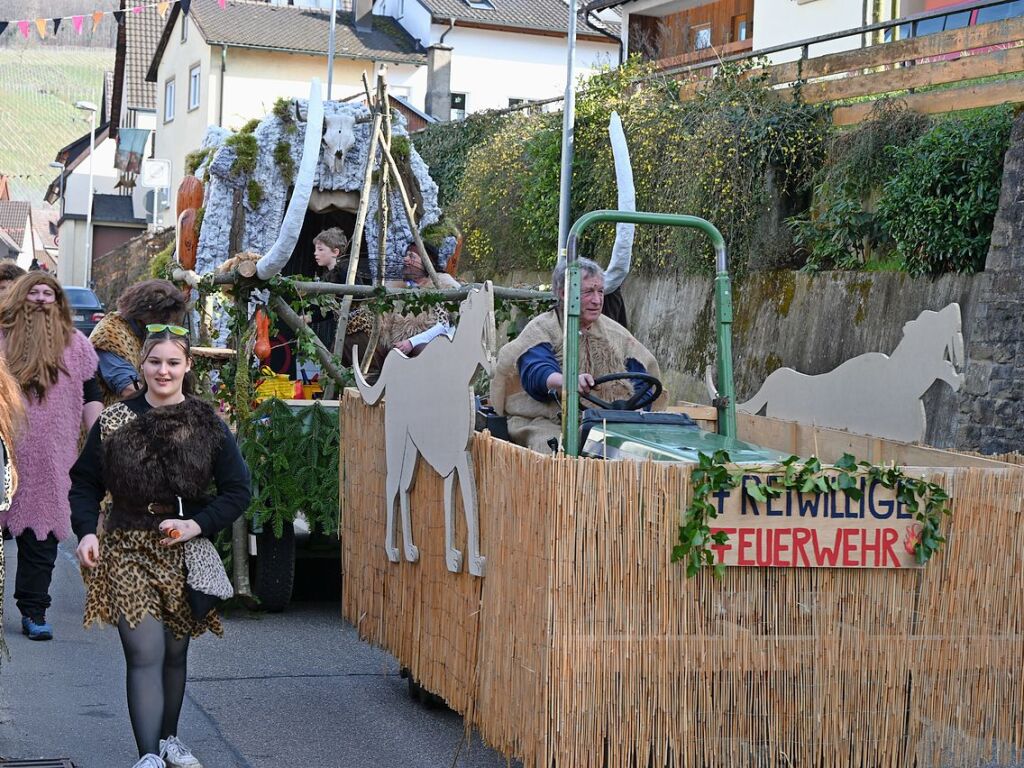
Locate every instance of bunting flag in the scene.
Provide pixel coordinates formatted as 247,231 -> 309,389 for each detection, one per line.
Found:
0,0 -> 229,37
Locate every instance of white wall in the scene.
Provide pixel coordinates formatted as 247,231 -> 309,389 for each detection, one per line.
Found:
753,0 -> 867,63
154,13 -> 219,225
428,25 -> 616,114
375,0 -> 432,46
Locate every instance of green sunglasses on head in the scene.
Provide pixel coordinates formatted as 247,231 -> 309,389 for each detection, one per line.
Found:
145,323 -> 189,337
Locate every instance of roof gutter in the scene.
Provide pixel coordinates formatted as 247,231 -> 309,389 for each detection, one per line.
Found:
439,16 -> 455,44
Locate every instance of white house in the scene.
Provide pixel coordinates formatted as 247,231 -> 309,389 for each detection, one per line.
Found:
375,0 -> 621,118
146,0 -> 425,221
51,9 -> 160,287
590,0 -> 1024,66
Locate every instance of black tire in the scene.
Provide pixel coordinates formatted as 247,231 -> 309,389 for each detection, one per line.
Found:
250,521 -> 295,612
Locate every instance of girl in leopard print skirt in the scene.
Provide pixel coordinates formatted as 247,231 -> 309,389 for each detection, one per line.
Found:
69,326 -> 251,768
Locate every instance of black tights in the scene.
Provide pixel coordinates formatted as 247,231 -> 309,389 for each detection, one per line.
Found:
117,616 -> 190,757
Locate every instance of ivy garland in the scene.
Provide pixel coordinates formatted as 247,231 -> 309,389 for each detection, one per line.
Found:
672,450 -> 952,578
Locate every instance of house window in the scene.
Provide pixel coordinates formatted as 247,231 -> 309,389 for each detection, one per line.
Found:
508,98 -> 527,108
466,0 -> 495,9
732,14 -> 750,42
164,78 -> 175,122
692,24 -> 712,50
180,14 -> 188,43
188,64 -> 201,111
450,92 -> 467,120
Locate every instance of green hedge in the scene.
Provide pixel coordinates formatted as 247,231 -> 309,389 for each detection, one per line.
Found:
789,102 -> 1013,275
419,60 -> 829,277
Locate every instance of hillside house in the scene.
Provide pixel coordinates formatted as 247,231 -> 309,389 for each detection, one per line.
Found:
146,0 -> 425,220
374,0 -> 621,118
589,0 -> 1024,66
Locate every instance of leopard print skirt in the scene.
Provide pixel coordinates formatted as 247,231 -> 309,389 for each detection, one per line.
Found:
83,529 -> 223,640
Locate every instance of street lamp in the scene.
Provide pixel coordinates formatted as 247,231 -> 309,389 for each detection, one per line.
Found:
75,100 -> 97,288
47,161 -> 65,217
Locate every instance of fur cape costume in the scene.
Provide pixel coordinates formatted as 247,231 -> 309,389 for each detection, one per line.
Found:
0,330 -> 98,541
88,312 -> 142,405
380,273 -> 460,348
490,310 -> 665,453
101,397 -> 224,532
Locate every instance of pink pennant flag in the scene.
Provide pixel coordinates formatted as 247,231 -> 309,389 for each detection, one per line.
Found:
72,15 -> 84,33
218,0 -> 226,8
131,5 -> 142,13
17,20 -> 30,38
34,18 -> 47,38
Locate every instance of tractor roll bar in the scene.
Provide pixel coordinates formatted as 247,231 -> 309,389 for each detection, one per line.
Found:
562,210 -> 737,456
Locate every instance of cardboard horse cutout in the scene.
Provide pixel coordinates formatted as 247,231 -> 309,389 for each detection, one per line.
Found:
353,282 -> 496,577
738,303 -> 964,443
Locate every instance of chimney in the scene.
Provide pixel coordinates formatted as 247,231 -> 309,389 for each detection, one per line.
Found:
354,0 -> 373,32
425,44 -> 453,121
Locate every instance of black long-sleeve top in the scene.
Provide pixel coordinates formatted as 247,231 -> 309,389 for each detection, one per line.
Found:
69,395 -> 251,540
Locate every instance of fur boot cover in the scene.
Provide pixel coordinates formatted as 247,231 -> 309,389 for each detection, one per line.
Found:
102,396 -> 224,532
0,331 -> 98,541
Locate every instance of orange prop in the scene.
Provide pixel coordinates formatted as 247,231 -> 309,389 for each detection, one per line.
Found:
176,175 -> 204,215
254,308 -> 272,363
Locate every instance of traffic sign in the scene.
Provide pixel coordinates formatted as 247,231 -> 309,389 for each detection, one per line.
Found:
140,158 -> 171,188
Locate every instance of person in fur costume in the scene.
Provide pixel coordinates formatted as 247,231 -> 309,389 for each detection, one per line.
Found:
382,242 -> 461,356
0,357 -> 26,663
489,258 -> 665,453
0,272 -> 102,641
70,325 -> 250,768
90,279 -> 187,404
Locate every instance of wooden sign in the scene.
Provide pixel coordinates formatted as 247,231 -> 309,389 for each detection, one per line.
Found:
708,473 -> 923,569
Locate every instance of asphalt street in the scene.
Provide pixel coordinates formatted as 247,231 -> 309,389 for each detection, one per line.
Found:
0,539 -> 512,768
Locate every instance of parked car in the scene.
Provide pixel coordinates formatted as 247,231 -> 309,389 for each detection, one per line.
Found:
64,286 -> 105,335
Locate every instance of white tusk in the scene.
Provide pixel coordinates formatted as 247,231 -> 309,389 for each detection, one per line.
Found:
257,79 -> 325,280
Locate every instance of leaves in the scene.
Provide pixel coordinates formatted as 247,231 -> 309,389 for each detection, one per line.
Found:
239,398 -> 341,537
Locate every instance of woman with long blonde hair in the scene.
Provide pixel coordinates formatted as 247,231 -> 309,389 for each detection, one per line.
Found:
1,355 -> 25,661
0,272 -> 101,642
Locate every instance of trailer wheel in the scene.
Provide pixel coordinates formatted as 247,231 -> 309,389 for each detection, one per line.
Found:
251,522 -> 295,612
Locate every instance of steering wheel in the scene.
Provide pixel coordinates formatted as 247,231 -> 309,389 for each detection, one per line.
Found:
578,372 -> 663,411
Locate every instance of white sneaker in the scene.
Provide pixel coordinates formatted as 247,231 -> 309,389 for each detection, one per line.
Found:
160,735 -> 204,768
131,755 -> 165,768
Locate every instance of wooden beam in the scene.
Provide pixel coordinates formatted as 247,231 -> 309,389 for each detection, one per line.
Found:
831,77 -> 1024,126
767,16 -> 1024,84
781,46 -> 1024,104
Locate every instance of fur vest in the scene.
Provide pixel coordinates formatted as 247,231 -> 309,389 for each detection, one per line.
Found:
0,330 -> 98,541
102,396 -> 224,532
89,312 -> 142,405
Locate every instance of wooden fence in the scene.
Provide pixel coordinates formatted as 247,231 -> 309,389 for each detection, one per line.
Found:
677,16 -> 1024,125
341,393 -> 1024,767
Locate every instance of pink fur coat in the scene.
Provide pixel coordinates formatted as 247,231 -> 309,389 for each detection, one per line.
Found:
0,330 -> 98,541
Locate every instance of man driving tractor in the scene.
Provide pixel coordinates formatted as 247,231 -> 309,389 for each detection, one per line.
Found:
490,258 -> 665,453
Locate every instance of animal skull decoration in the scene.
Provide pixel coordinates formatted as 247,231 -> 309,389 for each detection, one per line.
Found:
322,111 -> 357,174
